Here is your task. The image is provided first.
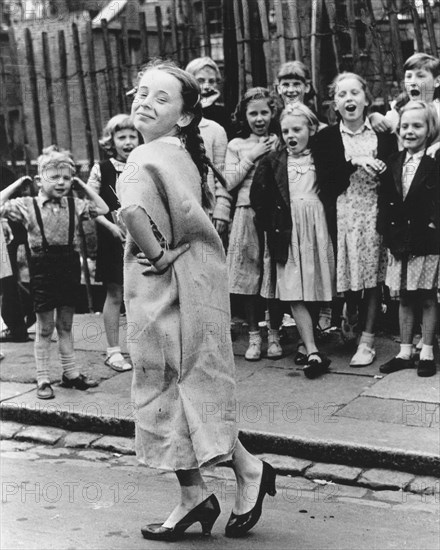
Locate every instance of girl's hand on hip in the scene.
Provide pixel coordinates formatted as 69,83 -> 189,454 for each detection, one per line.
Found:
213,218 -> 227,235
137,243 -> 190,275
108,223 -> 126,242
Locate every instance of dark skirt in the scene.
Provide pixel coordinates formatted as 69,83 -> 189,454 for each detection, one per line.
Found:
95,224 -> 124,285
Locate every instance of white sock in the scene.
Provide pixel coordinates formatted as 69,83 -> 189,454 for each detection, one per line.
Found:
359,331 -> 374,347
60,353 -> 79,379
396,344 -> 413,360
107,346 -> 121,357
420,344 -> 434,361
34,340 -> 51,385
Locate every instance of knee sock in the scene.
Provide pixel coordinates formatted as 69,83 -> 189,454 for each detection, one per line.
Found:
420,344 -> 434,361
359,331 -> 374,347
60,352 -> 79,379
396,344 -> 413,360
34,340 -> 51,385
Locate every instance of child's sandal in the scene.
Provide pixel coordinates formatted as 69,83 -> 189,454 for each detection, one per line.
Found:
105,353 -> 133,372
303,352 -> 331,379
294,343 -> 307,365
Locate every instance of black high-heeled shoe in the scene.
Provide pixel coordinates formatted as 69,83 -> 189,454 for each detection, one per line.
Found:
225,461 -> 276,538
141,494 -> 220,541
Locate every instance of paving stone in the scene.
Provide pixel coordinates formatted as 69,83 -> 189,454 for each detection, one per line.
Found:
305,462 -> 362,484
277,476 -> 316,492
257,453 -> 312,475
0,421 -> 25,439
31,446 -> 72,457
76,449 -> 112,461
333,485 -> 368,499
90,435 -> 135,455
63,431 -> 102,448
14,425 -> 67,445
0,440 -> 34,452
371,489 -> 408,503
407,476 -> 440,495
358,468 -> 415,490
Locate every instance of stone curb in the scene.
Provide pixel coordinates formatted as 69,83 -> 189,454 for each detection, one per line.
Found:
1,421 -> 439,496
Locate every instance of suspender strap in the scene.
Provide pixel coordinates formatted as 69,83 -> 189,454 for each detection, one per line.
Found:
67,196 -> 75,246
33,198 -> 49,250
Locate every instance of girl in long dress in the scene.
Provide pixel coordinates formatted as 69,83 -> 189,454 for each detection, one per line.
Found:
117,60 -> 276,542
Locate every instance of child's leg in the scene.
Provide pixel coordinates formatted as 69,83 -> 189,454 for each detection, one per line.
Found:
34,310 -> 55,385
103,283 -> 123,349
345,290 -> 360,324
244,295 -> 261,361
290,301 -> 318,356
419,289 -> 438,359
56,305 -> 79,380
267,298 -> 283,359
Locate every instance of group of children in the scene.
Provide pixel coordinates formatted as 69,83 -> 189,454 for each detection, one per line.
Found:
0,52 -> 438,398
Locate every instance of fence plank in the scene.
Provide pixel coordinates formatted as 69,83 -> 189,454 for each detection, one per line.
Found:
72,22 -> 94,170
422,0 -> 439,56
85,22 -> 102,154
116,42 -> 127,112
408,0 -> 424,52
346,0 -> 361,72
41,32 -> 57,146
121,15 -> 132,89
101,19 -> 116,117
200,0 -> 211,57
58,30 -> 73,150
233,0 -> 245,99
256,0 -> 272,86
287,0 -> 303,61
223,0 -> 239,121
274,0 -> 286,65
138,11 -> 149,64
24,28 -> 43,154
310,0 -> 323,110
241,0 -> 253,87
8,26 -> 31,172
155,6 -> 166,58
170,0 -> 179,62
385,0 -> 404,83
325,0 -> 340,72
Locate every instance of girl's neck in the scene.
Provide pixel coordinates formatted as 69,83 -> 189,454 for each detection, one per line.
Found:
114,156 -> 127,163
342,117 -> 365,133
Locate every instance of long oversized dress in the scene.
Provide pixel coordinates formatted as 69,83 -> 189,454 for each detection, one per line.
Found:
118,137 -> 237,471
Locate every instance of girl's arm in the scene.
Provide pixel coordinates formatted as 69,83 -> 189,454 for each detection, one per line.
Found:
121,205 -> 189,274
73,177 -> 109,216
224,139 -> 272,192
0,176 -> 32,204
211,128 -> 232,226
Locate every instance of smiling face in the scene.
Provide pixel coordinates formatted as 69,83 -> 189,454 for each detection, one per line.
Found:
404,68 -> 440,102
131,69 -> 192,143
277,78 -> 310,105
333,77 -> 368,125
281,114 -> 313,155
245,98 -> 272,137
38,164 -> 74,199
194,66 -> 219,98
113,129 -> 139,161
399,108 -> 429,154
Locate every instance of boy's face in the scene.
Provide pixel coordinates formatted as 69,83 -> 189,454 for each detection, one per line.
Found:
404,67 -> 440,102
113,129 -> 139,161
194,66 -> 219,98
399,109 -> 429,155
277,78 -> 310,105
38,164 -> 74,199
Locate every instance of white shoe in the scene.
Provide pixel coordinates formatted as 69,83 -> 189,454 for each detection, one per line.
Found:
267,329 -> 282,359
350,343 -> 376,367
245,331 -> 262,361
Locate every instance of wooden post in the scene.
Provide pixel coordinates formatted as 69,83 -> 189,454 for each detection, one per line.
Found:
58,30 -> 73,150
116,43 -> 127,112
170,0 -> 179,62
179,0 -> 189,66
101,19 -> 116,118
346,0 -> 360,72
408,0 -> 424,53
325,0 -> 341,72
8,26 -> 31,172
155,6 -> 166,58
72,22 -> 94,171
241,0 -> 253,87
385,0 -> 404,83
84,22 -> 102,155
310,0 -> 323,110
233,0 -> 245,99
200,0 -> 211,57
286,0 -> 303,61
139,11 -> 149,64
274,0 -> 286,65
41,32 -> 57,146
257,0 -> 272,86
0,69 -> 16,169
422,0 -> 438,56
24,28 -> 43,154
120,16 -> 132,90
223,0 -> 239,123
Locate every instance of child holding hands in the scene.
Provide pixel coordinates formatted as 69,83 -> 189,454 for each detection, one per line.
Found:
378,102 -> 439,377
252,104 -> 335,378
1,146 -> 109,399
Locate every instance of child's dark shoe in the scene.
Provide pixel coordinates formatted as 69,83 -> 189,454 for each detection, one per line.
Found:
417,359 -> 436,377
61,374 -> 99,390
303,352 -> 331,379
379,356 -> 413,374
37,382 -> 54,400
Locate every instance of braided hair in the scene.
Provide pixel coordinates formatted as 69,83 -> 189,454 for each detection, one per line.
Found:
134,59 -> 227,210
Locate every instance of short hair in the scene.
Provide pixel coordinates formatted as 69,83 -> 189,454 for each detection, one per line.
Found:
279,103 -> 319,132
232,87 -> 278,138
404,53 -> 440,78
37,145 -> 75,174
99,114 -> 138,157
399,100 -> 440,147
277,61 -> 310,83
329,72 -> 373,120
185,57 -> 221,81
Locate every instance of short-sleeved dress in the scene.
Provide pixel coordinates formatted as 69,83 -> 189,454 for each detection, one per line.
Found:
337,121 -> 387,293
276,152 -> 335,301
118,137 -> 237,472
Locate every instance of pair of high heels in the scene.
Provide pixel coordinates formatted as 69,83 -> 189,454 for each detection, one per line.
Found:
141,461 -> 277,541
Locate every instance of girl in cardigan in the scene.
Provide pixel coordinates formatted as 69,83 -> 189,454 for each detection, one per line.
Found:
87,115 -> 139,372
314,72 -> 397,367
378,101 -> 439,377
251,104 -> 335,378
118,60 -> 276,541
225,87 -> 278,361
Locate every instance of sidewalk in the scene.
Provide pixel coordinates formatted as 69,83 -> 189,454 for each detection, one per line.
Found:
1,314 -> 439,476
